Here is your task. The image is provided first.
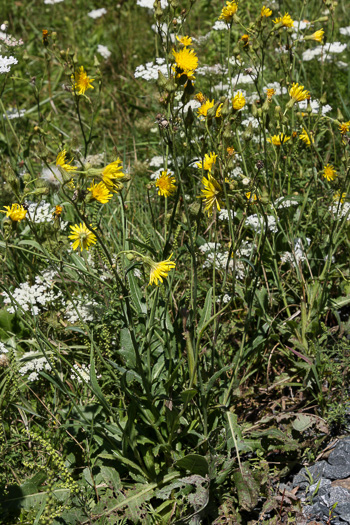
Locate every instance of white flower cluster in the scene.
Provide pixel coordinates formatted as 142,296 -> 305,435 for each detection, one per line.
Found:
70,363 -> 91,384
44,0 -> 64,4
149,155 -> 164,168
245,214 -> 278,233
274,197 -> 299,209
134,58 -> 168,81
302,42 -> 347,61
199,242 -> 220,254
263,82 -> 287,96
88,8 -> 107,19
0,55 -> 18,74
197,64 -> 227,76
3,270 -> 60,315
3,108 -> 26,119
297,99 -> 332,115
19,353 -> 52,382
340,27 -> 350,36
212,20 -> 228,31
0,342 -> 8,354
27,201 -> 68,229
328,202 -> 350,220
137,0 -> 168,8
218,209 -> 236,221
281,238 -> 310,267
97,44 -> 111,59
241,116 -> 260,128
65,297 -> 99,324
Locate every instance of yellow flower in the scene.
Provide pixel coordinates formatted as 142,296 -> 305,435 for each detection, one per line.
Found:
101,159 -> 125,190
148,254 -> 176,286
299,128 -> 314,146
216,103 -> 223,117
201,174 -> 223,216
1,203 -> 27,222
241,34 -> 250,45
261,5 -> 272,17
72,66 -> 94,96
197,99 -> 214,118
227,146 -> 236,156
195,92 -> 206,104
176,35 -> 193,46
334,191 -> 346,204
155,171 -> 177,197
308,28 -> 324,43
232,92 -> 246,110
266,88 -> 275,101
322,164 -> 337,182
56,150 -> 77,172
219,1 -> 238,23
289,82 -> 310,102
273,13 -> 294,28
267,133 -> 291,145
339,121 -> 350,135
246,192 -> 257,202
53,205 -> 63,217
172,47 -> 198,78
196,152 -> 217,172
69,223 -> 97,251
87,180 -> 113,204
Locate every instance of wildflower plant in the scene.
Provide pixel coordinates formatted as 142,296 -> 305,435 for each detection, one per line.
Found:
1,0 -> 350,523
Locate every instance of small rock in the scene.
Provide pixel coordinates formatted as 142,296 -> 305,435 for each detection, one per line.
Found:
324,463 -> 350,480
334,502 -> 350,523
309,501 -> 329,519
293,461 -> 327,488
309,477 -> 331,495
328,486 -> 350,506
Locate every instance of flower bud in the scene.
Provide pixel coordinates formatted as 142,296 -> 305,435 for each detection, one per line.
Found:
157,70 -> 168,90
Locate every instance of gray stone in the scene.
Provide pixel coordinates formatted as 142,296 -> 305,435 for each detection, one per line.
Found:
293,461 -> 326,487
329,486 -> 350,506
334,502 -> 350,523
309,501 -> 330,518
324,463 -> 350,480
309,477 -> 331,495
328,444 -> 350,466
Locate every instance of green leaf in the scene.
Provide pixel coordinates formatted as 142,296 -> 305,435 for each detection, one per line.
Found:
90,350 -> 111,414
128,271 -> 147,315
232,464 -> 259,511
198,287 -> 212,335
118,327 -> 136,368
175,454 -> 209,477
292,414 -> 314,432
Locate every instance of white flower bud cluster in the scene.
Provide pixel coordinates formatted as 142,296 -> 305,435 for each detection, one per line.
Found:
134,58 -> 168,81
19,352 -> 52,382
64,297 -> 99,324
2,270 -> 61,315
245,214 -> 278,233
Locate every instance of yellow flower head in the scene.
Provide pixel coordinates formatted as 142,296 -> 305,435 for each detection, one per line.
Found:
155,171 -> 177,197
196,152 -> 218,172
266,88 -> 275,101
148,254 -> 176,286
56,150 -> 77,172
1,203 -> 27,222
219,1 -> 238,23
215,103 -> 223,118
273,13 -> 294,27
246,192 -> 257,203
289,82 -> 310,102
334,191 -> 346,204
72,66 -> 94,96
241,34 -> 250,45
323,164 -> 337,182
53,205 -> 63,217
261,5 -> 272,17
339,121 -> 350,135
267,133 -> 291,146
197,99 -> 215,118
176,35 -> 193,46
309,28 -> 324,43
87,180 -> 113,204
227,146 -> 236,156
172,47 -> 198,77
201,174 -> 223,216
102,159 -> 125,190
195,92 -> 207,104
232,92 -> 246,110
69,223 -> 97,251
299,128 -> 314,146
